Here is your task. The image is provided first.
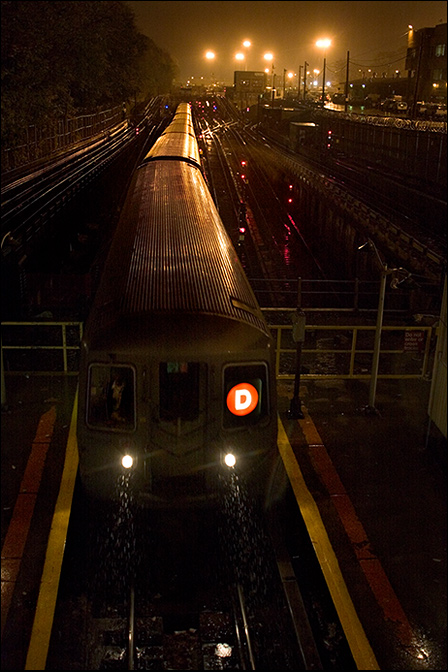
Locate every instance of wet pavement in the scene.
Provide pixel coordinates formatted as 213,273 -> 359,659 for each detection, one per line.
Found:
278,376 -> 446,670
1,373 -> 446,670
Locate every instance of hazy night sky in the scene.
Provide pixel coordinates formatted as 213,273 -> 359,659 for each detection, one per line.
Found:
126,1 -> 447,85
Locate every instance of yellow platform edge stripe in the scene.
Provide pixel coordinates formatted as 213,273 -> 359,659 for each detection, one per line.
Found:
277,416 -> 380,671
25,389 -> 79,671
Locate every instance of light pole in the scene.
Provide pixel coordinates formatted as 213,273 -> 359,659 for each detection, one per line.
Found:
205,50 -> 215,88
264,52 -> 275,103
359,239 -> 411,414
303,61 -> 308,101
235,52 -> 245,67
298,65 -> 303,101
316,38 -> 331,106
286,71 -> 295,99
242,39 -> 251,69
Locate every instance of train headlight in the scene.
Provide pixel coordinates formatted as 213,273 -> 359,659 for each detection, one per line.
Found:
121,454 -> 134,469
224,452 -> 236,468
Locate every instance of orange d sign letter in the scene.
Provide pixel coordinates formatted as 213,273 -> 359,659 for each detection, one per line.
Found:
227,383 -> 259,416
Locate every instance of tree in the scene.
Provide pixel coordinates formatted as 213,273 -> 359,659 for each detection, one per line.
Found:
1,1 -> 177,149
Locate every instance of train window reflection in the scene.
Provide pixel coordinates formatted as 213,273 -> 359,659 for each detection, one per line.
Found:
159,362 -> 200,421
87,364 -> 136,431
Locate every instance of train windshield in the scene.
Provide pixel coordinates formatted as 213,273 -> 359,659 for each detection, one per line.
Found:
87,364 -> 136,431
159,362 -> 201,421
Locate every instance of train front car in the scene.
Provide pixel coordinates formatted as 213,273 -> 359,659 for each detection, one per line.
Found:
77,103 -> 277,508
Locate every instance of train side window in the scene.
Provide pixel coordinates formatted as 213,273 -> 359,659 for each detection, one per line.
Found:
159,362 -> 200,421
223,363 -> 269,429
87,364 -> 136,431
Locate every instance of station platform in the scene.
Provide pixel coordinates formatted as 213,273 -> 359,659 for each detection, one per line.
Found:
1,373 -> 446,670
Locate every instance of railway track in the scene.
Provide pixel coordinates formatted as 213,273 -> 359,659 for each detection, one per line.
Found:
47,470 -> 328,670
0,100 -> 164,264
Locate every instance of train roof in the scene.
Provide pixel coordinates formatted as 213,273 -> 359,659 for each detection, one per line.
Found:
143,102 -> 199,165
88,160 -> 270,338
143,131 -> 201,167
161,118 -> 195,134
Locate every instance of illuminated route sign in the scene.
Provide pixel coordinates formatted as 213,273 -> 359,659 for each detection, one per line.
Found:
223,363 -> 268,428
226,383 -> 259,416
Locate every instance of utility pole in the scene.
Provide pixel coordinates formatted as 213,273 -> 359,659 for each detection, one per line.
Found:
298,65 -> 303,101
303,61 -> 308,101
321,57 -> 327,106
344,51 -> 350,112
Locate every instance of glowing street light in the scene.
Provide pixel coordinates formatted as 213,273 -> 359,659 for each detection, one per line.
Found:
316,38 -> 331,50
205,51 -> 216,88
286,70 -> 295,96
241,39 -> 252,69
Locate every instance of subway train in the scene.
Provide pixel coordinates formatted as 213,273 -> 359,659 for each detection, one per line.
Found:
77,102 -> 278,508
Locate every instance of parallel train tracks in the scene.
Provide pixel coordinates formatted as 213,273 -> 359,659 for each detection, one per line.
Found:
47,477 -> 325,670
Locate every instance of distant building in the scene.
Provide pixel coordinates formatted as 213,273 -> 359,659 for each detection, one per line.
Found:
406,22 -> 447,103
333,22 -> 447,107
233,71 -> 266,109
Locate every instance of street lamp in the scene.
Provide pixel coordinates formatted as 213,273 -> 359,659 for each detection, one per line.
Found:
287,71 -> 294,97
205,50 -> 216,88
264,52 -> 275,102
316,38 -> 331,106
358,239 -> 411,414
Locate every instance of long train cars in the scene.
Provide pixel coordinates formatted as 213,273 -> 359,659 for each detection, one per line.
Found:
77,103 -> 278,507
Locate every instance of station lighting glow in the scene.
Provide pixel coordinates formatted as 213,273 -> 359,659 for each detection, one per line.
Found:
224,453 -> 236,468
205,51 -> 215,60
122,454 -> 133,469
316,38 -> 332,49
243,40 -> 251,48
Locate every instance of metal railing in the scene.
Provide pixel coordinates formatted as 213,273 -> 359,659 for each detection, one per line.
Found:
1,320 -> 434,380
270,323 -> 433,380
1,106 -> 123,173
252,277 -> 442,313
1,322 -> 83,375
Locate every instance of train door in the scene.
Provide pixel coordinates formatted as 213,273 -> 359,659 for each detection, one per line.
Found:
145,361 -> 208,482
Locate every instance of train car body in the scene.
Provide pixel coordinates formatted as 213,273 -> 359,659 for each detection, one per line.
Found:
77,103 -> 277,508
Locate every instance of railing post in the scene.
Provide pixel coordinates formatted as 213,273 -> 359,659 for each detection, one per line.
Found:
367,269 -> 387,413
62,324 -> 68,373
1,337 -> 6,410
349,328 -> 358,377
288,308 -> 306,419
354,277 -> 359,311
276,327 -> 282,380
